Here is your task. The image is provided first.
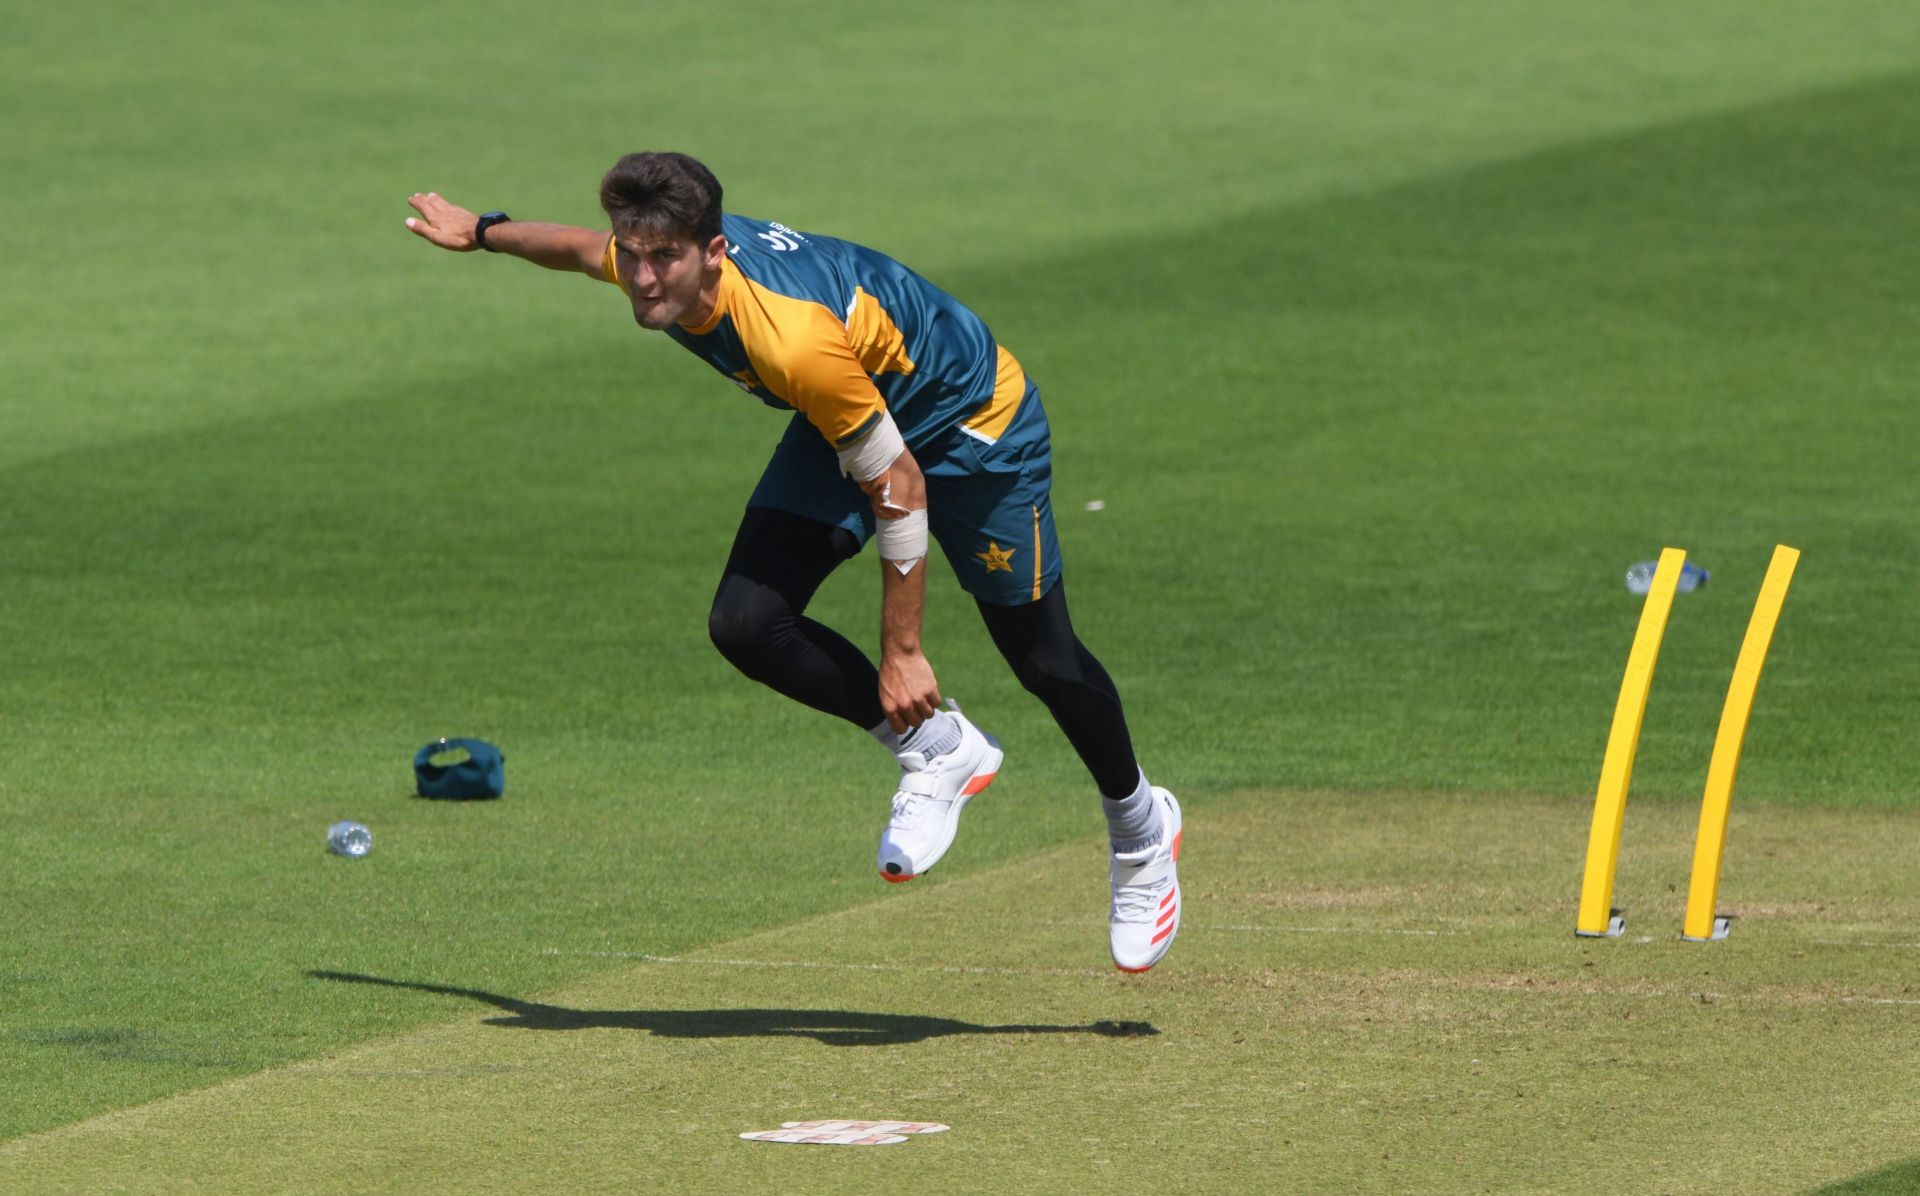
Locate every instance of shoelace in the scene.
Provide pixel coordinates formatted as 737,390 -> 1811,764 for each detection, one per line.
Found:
889,773 -> 945,829
1111,848 -> 1168,921
1112,876 -> 1167,921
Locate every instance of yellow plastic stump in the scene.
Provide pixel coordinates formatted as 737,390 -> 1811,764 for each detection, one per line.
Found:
1576,547 -> 1688,937
1681,545 -> 1801,942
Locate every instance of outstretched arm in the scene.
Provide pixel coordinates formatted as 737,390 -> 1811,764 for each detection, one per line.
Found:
404,193 -> 610,280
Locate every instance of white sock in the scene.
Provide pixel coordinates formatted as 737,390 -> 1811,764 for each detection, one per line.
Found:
869,710 -> 961,761
1104,770 -> 1162,853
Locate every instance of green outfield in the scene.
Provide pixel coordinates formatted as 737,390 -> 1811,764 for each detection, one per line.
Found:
4,2 -> 1919,1192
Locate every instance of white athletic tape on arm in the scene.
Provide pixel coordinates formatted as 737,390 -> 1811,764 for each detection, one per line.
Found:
838,411 -> 906,483
876,508 -> 928,574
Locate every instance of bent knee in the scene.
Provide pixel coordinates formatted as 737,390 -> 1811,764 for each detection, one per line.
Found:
708,580 -> 789,665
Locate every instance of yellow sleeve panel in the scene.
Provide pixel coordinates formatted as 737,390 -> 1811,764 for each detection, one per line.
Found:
703,259 -> 888,448
600,235 -> 620,285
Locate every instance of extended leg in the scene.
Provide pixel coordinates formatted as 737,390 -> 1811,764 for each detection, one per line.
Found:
978,577 -> 1181,971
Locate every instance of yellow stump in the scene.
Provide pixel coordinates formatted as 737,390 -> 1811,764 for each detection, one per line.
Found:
1681,544 -> 1801,942
1576,547 -> 1689,937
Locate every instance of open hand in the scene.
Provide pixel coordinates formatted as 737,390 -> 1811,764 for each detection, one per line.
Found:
404,193 -> 480,251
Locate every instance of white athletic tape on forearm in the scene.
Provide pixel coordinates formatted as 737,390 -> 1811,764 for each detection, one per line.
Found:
838,411 -> 906,483
876,508 -> 927,573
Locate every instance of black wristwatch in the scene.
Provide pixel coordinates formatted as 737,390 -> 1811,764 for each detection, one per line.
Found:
474,211 -> 512,252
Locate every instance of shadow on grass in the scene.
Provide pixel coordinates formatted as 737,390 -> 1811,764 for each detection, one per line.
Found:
1804,1155 -> 1920,1195
13,1027 -> 238,1068
309,970 -> 1156,1046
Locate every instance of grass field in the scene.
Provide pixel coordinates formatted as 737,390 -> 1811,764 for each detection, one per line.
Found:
5,2 -> 1920,1191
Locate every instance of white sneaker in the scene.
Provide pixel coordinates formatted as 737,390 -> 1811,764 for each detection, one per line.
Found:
1109,788 -> 1183,973
876,709 -> 1003,883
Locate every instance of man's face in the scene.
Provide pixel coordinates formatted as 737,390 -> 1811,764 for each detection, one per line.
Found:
613,230 -> 726,330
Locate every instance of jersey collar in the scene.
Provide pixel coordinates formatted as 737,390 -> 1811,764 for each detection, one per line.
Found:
679,254 -> 740,336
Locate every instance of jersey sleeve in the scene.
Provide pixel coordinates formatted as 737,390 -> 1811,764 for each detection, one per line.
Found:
746,312 -> 889,448
600,235 -> 620,286
723,273 -> 889,449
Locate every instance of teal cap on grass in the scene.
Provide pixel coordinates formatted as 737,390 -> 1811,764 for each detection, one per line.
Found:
413,738 -> 505,800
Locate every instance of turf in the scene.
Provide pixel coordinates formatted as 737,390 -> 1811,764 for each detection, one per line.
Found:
9,791 -> 1920,1193
4,0 -> 1920,1189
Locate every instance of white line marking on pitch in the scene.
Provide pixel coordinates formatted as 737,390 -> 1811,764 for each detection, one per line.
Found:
1203,923 -> 1466,937
1029,918 -> 1469,937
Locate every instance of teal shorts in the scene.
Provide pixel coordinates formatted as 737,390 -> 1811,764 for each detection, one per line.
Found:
745,382 -> 1063,606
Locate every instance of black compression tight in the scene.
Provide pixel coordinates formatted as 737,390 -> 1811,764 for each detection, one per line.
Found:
707,508 -> 886,730
972,577 -> 1139,800
706,507 -> 1141,798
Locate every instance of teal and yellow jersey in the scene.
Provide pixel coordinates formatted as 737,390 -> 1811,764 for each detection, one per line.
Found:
602,214 -> 1028,454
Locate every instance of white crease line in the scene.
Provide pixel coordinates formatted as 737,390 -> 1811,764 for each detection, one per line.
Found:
544,949 -> 1109,980
1032,918 -> 1468,938
1209,924 -> 1466,938
1453,986 -> 1920,1009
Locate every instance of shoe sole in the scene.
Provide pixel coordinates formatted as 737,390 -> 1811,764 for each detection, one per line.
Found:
878,740 -> 1003,883
1113,793 -> 1183,972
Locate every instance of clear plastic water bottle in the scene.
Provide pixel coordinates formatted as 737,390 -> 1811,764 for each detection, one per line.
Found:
327,820 -> 373,858
1625,560 -> 1709,595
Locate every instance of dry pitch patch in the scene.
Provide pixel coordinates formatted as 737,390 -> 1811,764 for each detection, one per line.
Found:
6,790 -> 1920,1194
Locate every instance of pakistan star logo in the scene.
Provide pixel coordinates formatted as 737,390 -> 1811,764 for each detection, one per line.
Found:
975,542 -> 1016,573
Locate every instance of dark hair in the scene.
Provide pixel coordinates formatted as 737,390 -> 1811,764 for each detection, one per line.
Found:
599,152 -> 724,244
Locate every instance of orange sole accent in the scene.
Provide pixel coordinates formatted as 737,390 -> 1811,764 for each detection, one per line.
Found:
880,870 -> 916,884
1171,829 -> 1183,861
959,770 -> 997,797
1115,962 -> 1153,974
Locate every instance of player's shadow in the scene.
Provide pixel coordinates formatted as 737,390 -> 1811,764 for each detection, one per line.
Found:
309,971 -> 1157,1046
